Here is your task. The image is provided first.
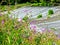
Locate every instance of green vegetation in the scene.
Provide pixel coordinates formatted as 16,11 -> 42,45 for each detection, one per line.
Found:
31,2 -> 52,7
47,9 -> 54,18
31,3 -> 39,6
0,0 -> 60,6
0,0 -> 60,45
0,3 -> 31,12
0,0 -> 60,12
0,13 -> 60,45
48,9 -> 54,15
0,5 -> 15,11
47,15 -> 51,18
23,16 -> 29,22
37,14 -> 42,18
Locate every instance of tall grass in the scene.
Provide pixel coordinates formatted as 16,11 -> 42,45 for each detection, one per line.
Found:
0,13 -> 60,45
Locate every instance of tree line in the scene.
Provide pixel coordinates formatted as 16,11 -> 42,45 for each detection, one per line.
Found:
0,0 -> 60,5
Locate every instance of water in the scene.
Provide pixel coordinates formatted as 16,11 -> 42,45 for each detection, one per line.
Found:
10,6 -> 60,33
10,6 -> 60,19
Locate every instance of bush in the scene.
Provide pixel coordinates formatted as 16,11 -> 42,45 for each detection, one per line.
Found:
23,16 -> 28,22
40,2 -> 47,6
37,14 -> 42,18
48,9 -> 54,15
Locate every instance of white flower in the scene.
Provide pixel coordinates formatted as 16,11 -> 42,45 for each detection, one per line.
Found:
18,18 -> 22,22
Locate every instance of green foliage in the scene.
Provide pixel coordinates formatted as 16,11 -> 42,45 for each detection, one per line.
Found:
47,3 -> 51,6
0,0 -> 60,6
51,0 -> 55,3
0,31 -> 4,44
23,16 -> 28,22
37,14 -> 42,18
48,9 -> 54,15
31,2 -> 52,7
31,2 -> 47,6
56,0 -> 60,3
40,2 -> 47,6
31,3 -> 39,6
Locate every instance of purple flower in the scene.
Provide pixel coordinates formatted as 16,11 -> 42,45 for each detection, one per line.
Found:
30,21 -> 36,24
41,28 -> 46,31
40,28 -> 46,32
30,22 -> 34,25
1,20 -> 4,24
30,24 -> 37,30
0,14 -> 2,16
48,29 -> 51,33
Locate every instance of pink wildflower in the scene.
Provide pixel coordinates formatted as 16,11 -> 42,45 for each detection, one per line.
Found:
0,14 -> 2,16
41,28 -> 46,32
30,22 -> 33,25
48,29 -> 51,33
18,18 -> 22,22
30,24 -> 36,30
2,20 -> 4,24
30,21 -> 36,24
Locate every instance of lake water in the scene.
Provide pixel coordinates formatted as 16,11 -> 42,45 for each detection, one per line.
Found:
10,6 -> 60,19
10,6 -> 60,33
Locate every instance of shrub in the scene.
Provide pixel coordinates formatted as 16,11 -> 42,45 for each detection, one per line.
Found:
48,9 -> 54,15
37,14 -> 42,18
23,16 -> 28,22
40,2 -> 47,6
47,3 -> 51,6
